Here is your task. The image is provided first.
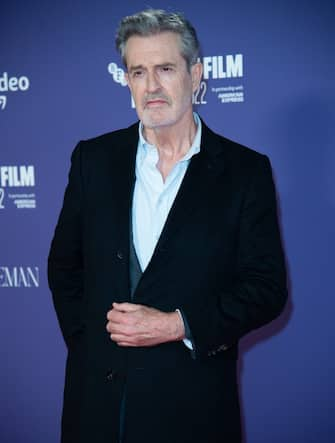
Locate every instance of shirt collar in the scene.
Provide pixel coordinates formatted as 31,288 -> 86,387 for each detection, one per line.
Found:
138,112 -> 202,162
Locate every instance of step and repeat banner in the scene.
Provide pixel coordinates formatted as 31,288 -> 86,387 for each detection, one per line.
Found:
1,1 -> 334,442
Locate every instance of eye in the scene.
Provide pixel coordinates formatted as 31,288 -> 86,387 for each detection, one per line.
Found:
132,70 -> 144,78
159,65 -> 174,73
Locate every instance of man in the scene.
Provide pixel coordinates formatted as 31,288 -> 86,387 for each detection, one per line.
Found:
48,9 -> 287,443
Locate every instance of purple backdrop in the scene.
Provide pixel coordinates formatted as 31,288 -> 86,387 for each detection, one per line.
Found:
1,1 -> 334,442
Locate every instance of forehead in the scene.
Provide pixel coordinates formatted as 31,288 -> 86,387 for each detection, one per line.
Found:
124,32 -> 184,67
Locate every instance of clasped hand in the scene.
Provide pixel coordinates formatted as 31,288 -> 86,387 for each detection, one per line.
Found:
106,302 -> 185,347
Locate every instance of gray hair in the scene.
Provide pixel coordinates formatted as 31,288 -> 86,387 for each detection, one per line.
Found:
115,9 -> 200,71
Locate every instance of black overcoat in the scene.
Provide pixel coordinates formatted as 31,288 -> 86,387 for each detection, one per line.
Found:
48,120 -> 287,443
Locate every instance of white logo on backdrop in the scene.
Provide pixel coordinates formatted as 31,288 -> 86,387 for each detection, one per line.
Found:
0,72 -> 30,111
107,62 -> 127,86
201,54 -> 244,104
0,188 -> 5,208
0,266 -> 39,288
107,62 -> 135,107
0,165 -> 36,209
0,96 -> 7,110
107,53 -> 244,107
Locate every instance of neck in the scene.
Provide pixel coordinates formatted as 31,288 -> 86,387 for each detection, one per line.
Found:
143,110 -> 197,162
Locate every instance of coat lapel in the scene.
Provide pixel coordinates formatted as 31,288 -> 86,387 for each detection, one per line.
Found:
143,121 -> 226,275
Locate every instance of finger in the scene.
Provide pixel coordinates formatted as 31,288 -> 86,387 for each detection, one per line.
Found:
106,321 -> 121,333
107,309 -> 124,320
106,322 -> 125,334
106,309 -> 126,323
110,333 -> 137,343
108,321 -> 136,336
112,302 -> 141,312
107,305 -> 128,319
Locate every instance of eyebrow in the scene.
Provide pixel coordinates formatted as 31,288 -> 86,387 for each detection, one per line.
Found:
128,63 -> 177,74
128,65 -> 145,74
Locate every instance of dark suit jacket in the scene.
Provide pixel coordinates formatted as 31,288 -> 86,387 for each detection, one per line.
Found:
48,120 -> 287,443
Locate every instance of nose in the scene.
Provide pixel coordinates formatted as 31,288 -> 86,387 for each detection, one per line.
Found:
146,71 -> 161,93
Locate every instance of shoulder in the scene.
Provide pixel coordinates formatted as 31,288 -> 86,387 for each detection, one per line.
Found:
68,122 -> 139,175
201,119 -> 271,173
75,121 -> 139,157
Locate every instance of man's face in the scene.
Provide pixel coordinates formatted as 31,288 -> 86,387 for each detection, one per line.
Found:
124,32 -> 202,130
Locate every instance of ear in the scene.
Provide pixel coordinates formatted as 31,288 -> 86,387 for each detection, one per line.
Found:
191,62 -> 203,92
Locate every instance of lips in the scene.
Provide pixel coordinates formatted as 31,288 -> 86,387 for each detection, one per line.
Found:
146,99 -> 167,106
144,95 -> 170,107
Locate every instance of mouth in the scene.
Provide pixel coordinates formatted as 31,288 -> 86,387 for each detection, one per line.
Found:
145,99 -> 168,108
144,94 -> 170,108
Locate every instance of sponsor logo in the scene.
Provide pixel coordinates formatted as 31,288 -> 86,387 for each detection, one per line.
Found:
202,55 -> 243,79
211,85 -> 244,103
107,53 -> 244,107
107,62 -> 127,86
0,266 -> 39,288
107,62 -> 135,108
0,72 -> 30,111
200,54 -> 244,104
0,165 -> 35,187
0,165 -> 36,209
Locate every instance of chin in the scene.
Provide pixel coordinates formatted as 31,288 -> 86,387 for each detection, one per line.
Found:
141,115 -> 177,130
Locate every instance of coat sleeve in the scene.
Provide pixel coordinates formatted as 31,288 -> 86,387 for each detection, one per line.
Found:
48,143 -> 85,348
181,154 -> 288,359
